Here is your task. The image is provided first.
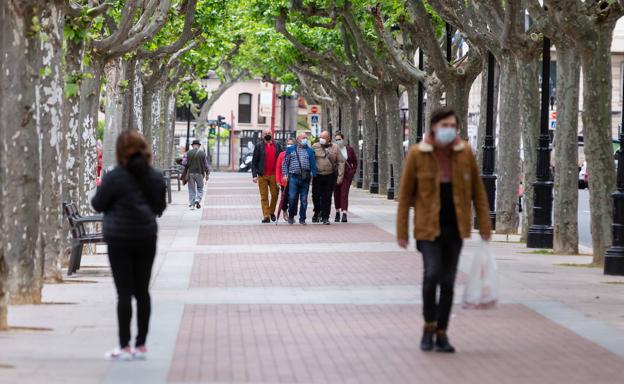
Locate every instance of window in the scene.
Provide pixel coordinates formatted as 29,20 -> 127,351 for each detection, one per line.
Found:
257,94 -> 266,125
238,93 -> 252,124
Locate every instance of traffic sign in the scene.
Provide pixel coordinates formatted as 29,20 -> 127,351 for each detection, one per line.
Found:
311,115 -> 319,124
310,105 -> 319,114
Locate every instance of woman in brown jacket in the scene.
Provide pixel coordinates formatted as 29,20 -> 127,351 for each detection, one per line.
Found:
397,107 -> 492,353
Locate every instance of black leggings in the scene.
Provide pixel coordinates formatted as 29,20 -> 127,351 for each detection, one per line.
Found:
416,227 -> 463,331
107,239 -> 156,348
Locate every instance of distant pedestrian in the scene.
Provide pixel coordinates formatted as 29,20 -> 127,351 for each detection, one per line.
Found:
276,138 -> 295,220
311,131 -> 344,225
252,128 -> 282,223
396,107 -> 492,353
282,134 -> 317,225
333,132 -> 357,222
182,139 -> 210,210
91,130 -> 167,361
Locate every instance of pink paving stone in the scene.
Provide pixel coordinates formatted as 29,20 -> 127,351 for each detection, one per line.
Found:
189,252 -> 423,287
201,208 -> 359,221
205,195 -> 259,206
197,223 -> 395,245
168,304 -> 624,384
205,188 -> 260,195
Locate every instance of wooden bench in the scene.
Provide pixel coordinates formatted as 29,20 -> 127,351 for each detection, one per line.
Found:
62,202 -> 105,276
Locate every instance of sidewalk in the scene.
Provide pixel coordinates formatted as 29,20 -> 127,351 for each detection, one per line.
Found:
2,172 -> 624,383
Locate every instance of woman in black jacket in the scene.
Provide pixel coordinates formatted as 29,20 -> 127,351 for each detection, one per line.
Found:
92,130 -> 167,360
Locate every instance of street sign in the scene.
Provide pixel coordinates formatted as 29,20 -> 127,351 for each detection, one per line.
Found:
311,115 -> 319,124
310,105 -> 319,114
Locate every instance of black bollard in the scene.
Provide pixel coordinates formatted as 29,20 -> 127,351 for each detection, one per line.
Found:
356,119 -> 363,188
387,164 -> 395,200
370,133 -> 379,194
527,37 -> 554,249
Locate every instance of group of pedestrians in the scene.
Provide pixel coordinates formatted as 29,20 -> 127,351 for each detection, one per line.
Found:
90,106 -> 492,361
251,129 -> 357,225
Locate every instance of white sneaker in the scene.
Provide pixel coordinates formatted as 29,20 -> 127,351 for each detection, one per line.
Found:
105,347 -> 133,361
133,346 -> 148,360
189,204 -> 195,211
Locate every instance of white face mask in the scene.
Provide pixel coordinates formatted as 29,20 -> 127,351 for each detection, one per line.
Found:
335,139 -> 344,146
300,139 -> 308,146
435,127 -> 457,146
319,138 -> 327,145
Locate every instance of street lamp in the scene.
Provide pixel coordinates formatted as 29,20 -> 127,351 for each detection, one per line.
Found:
357,119 -> 364,188
527,37 -> 554,249
185,104 -> 191,152
476,52 -> 497,230
604,72 -> 624,275
417,49 -> 424,142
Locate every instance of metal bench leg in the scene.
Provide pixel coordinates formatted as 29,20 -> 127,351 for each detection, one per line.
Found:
167,178 -> 172,204
176,176 -> 181,191
75,243 -> 84,272
68,242 -> 81,275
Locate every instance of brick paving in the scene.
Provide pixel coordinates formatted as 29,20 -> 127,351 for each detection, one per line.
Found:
168,304 -> 623,384
197,223 -> 395,245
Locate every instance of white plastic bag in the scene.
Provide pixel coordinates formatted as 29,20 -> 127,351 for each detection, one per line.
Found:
462,241 -> 498,309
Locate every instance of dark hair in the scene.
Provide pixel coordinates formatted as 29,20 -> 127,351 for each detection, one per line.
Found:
116,130 -> 151,178
430,106 -> 459,127
334,131 -> 344,140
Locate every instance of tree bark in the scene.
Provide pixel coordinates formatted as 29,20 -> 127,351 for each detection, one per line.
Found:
1,1 -> 43,304
62,39 -> 83,206
121,57 -> 137,131
579,29 -> 617,264
0,0 -> 9,329
142,83 -> 156,150
445,77 -> 473,139
361,89 -> 376,190
517,55 -> 540,241
78,62 -> 104,213
495,57 -> 522,234
424,80 -> 443,134
151,88 -> 162,156
383,86 -> 404,195
37,1 -> 65,282
376,92 -> 389,195
103,58 -> 125,171
553,44 -> 580,254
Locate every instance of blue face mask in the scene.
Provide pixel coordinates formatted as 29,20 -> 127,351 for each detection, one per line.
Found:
300,139 -> 308,146
435,127 -> 457,146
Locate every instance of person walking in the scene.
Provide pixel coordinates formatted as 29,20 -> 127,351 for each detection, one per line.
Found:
311,131 -> 344,225
333,132 -> 357,222
252,128 -> 282,223
91,130 -> 167,360
182,139 -> 210,210
396,107 -> 492,353
275,138 -> 295,220
282,134 -> 317,225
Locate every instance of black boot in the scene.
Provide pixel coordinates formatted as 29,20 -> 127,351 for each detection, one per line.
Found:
435,331 -> 456,353
335,212 -> 341,222
420,323 -> 436,352
312,213 -> 319,223
341,213 -> 348,223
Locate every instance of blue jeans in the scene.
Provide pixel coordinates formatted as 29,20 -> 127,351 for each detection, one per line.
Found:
288,174 -> 310,222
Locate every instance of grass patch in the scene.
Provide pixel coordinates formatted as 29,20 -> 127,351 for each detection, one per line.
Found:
602,281 -> 624,285
556,263 -> 599,268
0,363 -> 15,369
8,326 -> 53,332
61,279 -> 97,284
521,249 -> 554,255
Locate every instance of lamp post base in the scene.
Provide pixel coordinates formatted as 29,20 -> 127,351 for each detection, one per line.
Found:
527,225 -> 553,249
605,246 -> 624,275
369,182 -> 379,194
387,187 -> 395,200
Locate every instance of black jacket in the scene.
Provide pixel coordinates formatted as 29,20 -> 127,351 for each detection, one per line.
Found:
251,140 -> 282,177
91,166 -> 167,242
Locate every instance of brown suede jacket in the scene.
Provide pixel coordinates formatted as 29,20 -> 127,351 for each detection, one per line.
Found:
313,142 -> 345,184
396,139 -> 492,242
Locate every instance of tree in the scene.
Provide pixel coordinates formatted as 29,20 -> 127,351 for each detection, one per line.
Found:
527,0 -> 624,263
1,0 -> 44,304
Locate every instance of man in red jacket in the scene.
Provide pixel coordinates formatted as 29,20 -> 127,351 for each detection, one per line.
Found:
251,128 -> 282,223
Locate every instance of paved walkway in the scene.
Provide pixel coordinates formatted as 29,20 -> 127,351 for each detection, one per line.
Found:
2,172 -> 624,383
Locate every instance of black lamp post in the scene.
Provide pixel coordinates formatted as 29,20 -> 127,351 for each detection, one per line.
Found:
604,74 -> 624,275
357,119 -> 364,188
369,117 -> 380,194
476,52 -> 497,230
446,23 -> 453,64
527,37 -> 554,249
185,104 -> 191,152
417,49 -> 424,142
